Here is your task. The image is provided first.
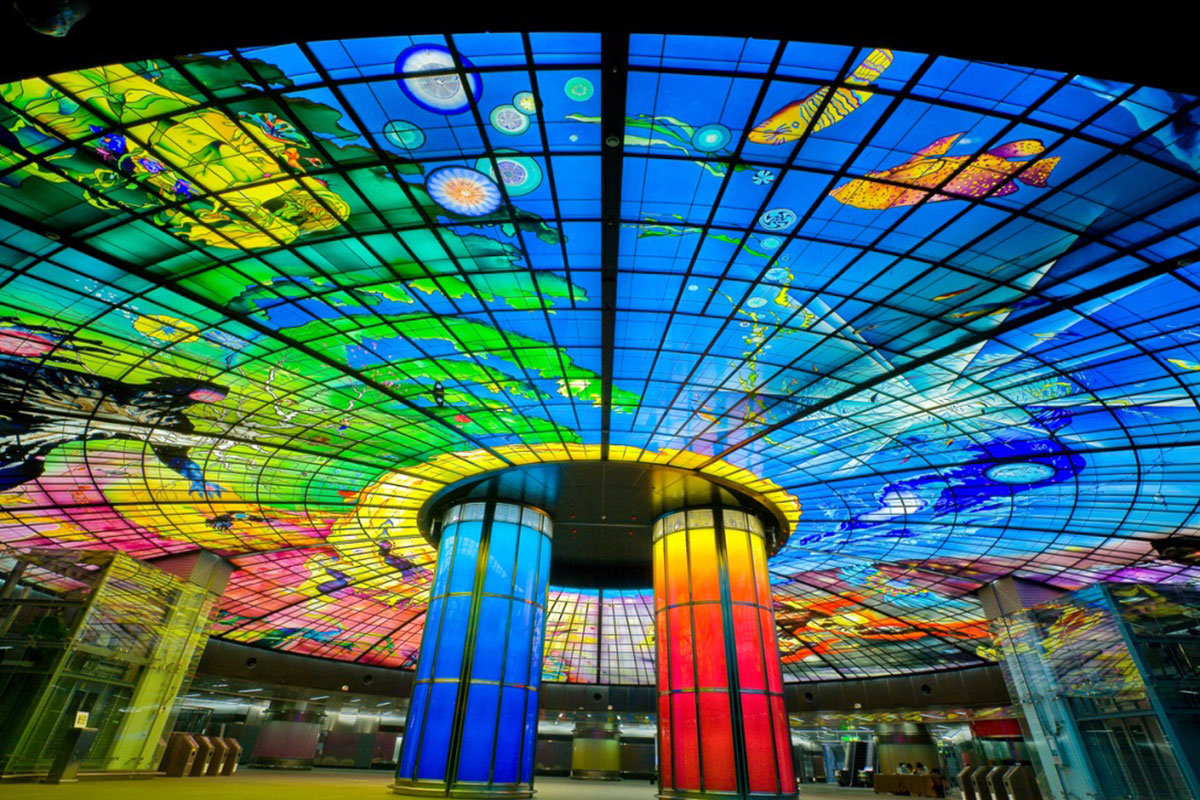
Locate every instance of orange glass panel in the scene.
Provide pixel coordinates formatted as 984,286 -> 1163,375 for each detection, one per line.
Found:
687,527 -> 720,603
653,538 -> 666,611
733,605 -> 765,690
665,532 -> 689,608
724,526 -> 755,603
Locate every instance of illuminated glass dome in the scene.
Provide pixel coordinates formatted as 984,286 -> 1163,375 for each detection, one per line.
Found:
1,28 -> 1199,686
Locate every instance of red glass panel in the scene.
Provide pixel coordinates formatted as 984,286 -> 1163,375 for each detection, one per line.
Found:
698,692 -> 736,791
671,693 -> 701,790
692,605 -> 727,688
770,694 -> 795,788
667,605 -> 694,690
740,693 -> 777,793
760,607 -> 784,694
733,605 -> 765,690
658,693 -> 673,787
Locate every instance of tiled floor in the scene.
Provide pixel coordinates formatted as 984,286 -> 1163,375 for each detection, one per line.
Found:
0,769 -> 950,799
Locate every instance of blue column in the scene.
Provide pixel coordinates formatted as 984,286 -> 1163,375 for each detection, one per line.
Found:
394,501 -> 552,798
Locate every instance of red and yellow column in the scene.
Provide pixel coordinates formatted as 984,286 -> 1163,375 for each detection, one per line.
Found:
653,508 -> 795,799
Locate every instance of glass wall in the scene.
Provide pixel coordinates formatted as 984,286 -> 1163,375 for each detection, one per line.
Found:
988,583 -> 1200,800
0,550 -> 221,776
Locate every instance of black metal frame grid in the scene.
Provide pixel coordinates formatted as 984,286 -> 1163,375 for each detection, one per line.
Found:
0,30 -> 1198,683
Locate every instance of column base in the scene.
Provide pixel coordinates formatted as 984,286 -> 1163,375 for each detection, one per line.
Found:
657,790 -> 798,800
571,769 -> 620,780
391,779 -> 534,798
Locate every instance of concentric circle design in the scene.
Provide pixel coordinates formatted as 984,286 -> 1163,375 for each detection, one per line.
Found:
426,166 -> 502,216
476,151 -> 543,196
489,104 -> 531,136
692,123 -> 732,152
382,119 -> 425,151
395,44 -> 482,115
513,91 -> 538,115
564,76 -> 594,101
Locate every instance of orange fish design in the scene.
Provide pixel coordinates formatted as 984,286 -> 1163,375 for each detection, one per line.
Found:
748,48 -> 893,145
829,132 -> 1060,210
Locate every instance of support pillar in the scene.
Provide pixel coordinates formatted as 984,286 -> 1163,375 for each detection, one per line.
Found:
570,719 -> 620,780
653,508 -> 795,800
394,501 -> 552,798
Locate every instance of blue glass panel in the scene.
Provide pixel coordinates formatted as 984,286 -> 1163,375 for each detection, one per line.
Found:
505,601 -> 534,686
430,529 -> 456,598
521,691 -> 540,782
448,521 -> 483,595
416,682 -> 458,780
484,520 -> 519,595
470,596 -> 510,681
511,524 -> 542,602
396,681 -> 428,778
414,597 -> 443,680
492,687 -> 528,783
456,682 -> 500,782
433,595 -> 471,678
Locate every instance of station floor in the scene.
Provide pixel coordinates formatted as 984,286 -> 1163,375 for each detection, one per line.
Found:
0,769 -> 929,799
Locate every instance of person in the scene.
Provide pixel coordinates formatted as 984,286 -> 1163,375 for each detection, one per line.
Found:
915,762 -> 930,775
897,763 -> 911,774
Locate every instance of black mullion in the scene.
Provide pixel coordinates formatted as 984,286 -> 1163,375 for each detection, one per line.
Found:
633,80 -> 1196,443
684,516 -> 706,793
598,30 -> 628,459
625,49 -> 929,453
0,107 -> 498,473
712,510 -> 751,796
746,522 -> 785,794
700,244 -> 1198,469
663,56 -> 1040,457
520,32 -> 583,310
619,40 -> 793,460
443,32 -> 584,453
183,54 -> 542,456
299,43 -> 573,461
679,91 -> 1200,456
404,503 -> 461,786
657,526 -> 677,793
444,500 -> 495,790
519,516 -> 550,787
779,574 -> 982,660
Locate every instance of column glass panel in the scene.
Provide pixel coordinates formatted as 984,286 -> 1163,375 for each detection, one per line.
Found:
652,509 -> 796,799
394,501 -> 551,798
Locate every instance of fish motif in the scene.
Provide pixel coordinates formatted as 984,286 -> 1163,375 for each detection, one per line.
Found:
748,48 -> 893,145
829,133 -> 1060,210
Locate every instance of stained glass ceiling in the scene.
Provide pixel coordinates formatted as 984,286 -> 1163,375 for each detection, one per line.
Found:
2,32 -> 1200,685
